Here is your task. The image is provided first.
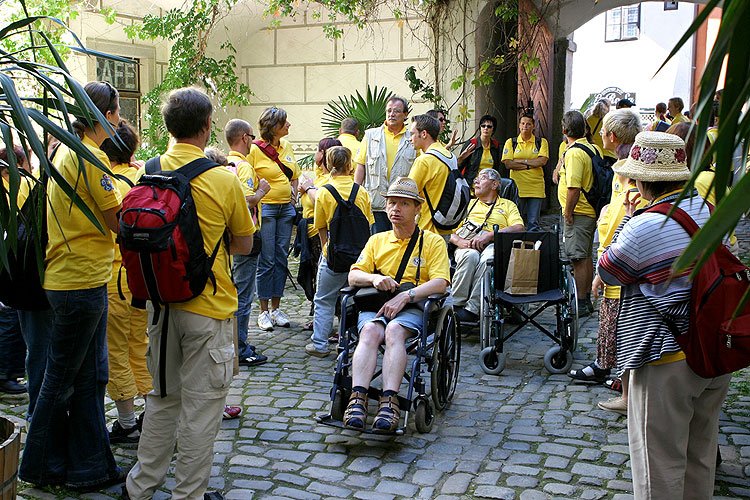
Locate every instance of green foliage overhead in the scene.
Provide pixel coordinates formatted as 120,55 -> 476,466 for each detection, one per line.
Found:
0,2 -> 132,274
124,0 -> 252,158
321,86 -> 392,140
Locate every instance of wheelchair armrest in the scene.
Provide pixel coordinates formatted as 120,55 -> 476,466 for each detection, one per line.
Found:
427,292 -> 450,301
340,286 -> 358,295
560,258 -> 571,266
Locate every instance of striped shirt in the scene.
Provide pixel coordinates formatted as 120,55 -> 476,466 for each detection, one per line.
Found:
597,191 -> 717,377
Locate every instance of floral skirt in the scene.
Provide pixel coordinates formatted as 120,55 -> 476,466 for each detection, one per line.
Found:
596,297 -> 620,370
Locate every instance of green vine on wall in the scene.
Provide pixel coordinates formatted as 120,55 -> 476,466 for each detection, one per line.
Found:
124,0 -> 252,158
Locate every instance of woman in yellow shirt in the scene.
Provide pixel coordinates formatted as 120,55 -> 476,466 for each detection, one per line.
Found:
305,147 -> 374,357
456,114 -> 501,185
19,81 -> 126,490
248,107 -> 301,331
297,138 -> 341,330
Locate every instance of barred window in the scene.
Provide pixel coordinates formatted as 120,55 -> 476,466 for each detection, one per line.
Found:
605,4 -> 641,42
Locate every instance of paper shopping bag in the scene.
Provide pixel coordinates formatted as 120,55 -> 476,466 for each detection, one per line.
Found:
504,240 -> 540,295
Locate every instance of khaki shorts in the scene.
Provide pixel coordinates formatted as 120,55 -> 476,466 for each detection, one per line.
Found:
562,214 -> 596,261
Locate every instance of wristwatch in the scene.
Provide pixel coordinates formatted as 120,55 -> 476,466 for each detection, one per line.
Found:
408,289 -> 416,303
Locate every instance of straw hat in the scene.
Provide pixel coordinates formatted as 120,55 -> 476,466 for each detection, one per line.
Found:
613,131 -> 690,182
383,177 -> 424,202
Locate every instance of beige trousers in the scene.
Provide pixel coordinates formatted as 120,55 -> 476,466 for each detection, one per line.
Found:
628,359 -> 731,500
452,244 -> 494,314
126,307 -> 234,500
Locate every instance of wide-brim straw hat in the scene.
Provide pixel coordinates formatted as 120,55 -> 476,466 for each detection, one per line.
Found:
383,176 -> 424,202
613,131 -> 690,182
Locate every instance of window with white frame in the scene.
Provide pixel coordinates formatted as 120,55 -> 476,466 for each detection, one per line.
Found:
605,4 -> 641,42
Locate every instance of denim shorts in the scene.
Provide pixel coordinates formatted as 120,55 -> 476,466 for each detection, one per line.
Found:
357,306 -> 424,334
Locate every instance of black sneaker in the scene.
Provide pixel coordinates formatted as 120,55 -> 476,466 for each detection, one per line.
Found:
238,353 -> 268,366
109,420 -> 140,444
0,379 -> 27,394
454,307 -> 479,324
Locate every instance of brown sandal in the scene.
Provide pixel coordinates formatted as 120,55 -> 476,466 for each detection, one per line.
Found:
372,394 -> 400,434
343,391 -> 368,430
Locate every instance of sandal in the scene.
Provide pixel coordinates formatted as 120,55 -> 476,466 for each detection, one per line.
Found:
372,394 -> 401,434
568,362 -> 610,383
302,320 -> 314,331
343,390 -> 368,430
604,378 -> 623,393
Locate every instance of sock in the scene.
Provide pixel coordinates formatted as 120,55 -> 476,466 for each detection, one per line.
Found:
118,411 -> 137,429
382,390 -> 397,397
352,386 -> 367,394
593,360 -> 602,369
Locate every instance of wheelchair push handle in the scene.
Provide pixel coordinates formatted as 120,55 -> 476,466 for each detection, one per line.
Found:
512,240 -> 536,250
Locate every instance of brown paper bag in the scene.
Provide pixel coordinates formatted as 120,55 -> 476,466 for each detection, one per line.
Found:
504,240 -> 540,295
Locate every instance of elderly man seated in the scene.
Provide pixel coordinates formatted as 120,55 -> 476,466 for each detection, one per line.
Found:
345,177 -> 451,433
451,168 -> 524,323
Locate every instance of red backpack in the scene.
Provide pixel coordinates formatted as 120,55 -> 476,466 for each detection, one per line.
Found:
647,203 -> 750,378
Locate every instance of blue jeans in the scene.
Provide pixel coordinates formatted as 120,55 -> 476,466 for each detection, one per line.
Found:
0,307 -> 26,380
372,211 -> 392,234
517,197 -> 542,232
311,256 -> 349,351
233,253 -> 258,359
17,307 -> 54,420
257,203 -> 296,300
19,285 -> 120,488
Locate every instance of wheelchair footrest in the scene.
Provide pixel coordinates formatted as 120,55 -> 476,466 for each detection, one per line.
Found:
317,413 -> 406,436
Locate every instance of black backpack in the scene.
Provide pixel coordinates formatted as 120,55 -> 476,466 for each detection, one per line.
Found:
0,179 -> 49,310
568,143 -> 616,216
322,183 -> 370,273
511,136 -> 543,153
423,149 -> 471,231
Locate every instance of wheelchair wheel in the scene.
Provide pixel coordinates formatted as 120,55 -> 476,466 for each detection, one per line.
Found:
479,346 -> 506,375
564,268 -> 580,351
330,389 -> 348,422
479,269 -> 491,348
543,345 -> 573,374
431,307 -> 460,411
414,397 -> 434,433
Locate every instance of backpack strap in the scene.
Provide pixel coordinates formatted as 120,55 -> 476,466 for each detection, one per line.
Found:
644,203 -> 707,236
145,156 -> 161,174
569,142 -> 601,159
113,173 -> 135,188
535,136 -> 542,151
175,157 -> 221,181
394,227 -> 421,284
322,182 -> 359,206
511,137 -> 518,150
253,140 -> 293,180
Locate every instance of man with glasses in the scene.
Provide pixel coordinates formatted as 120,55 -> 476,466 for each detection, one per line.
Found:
450,169 -> 524,323
225,119 -> 271,368
354,96 -> 418,233
457,114 -> 502,186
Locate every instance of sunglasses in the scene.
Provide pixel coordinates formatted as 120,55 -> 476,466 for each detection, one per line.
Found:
480,124 -> 494,129
245,133 -> 256,141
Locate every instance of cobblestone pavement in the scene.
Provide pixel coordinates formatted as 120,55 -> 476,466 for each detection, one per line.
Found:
3,220 -> 750,500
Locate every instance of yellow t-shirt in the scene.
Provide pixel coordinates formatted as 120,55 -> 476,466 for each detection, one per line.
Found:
587,114 -> 605,150
408,142 -> 453,235
502,134 -> 549,198
353,123 -> 417,180
247,139 -> 301,204
227,151 -> 262,231
108,163 -> 139,293
300,173 -> 330,238
44,135 -> 123,290
597,184 -> 649,298
338,133 -> 361,175
671,113 -> 689,124
352,229 -> 451,286
558,141 -> 567,158
465,197 -> 524,231
2,174 -> 32,208
313,175 -> 375,259
135,143 -> 254,320
558,138 -> 596,217
479,147 -> 494,171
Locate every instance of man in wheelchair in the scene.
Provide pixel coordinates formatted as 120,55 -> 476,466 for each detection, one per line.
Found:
345,177 -> 451,433
450,168 -> 524,323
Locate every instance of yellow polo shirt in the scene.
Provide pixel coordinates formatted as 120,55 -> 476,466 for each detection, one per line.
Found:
558,138 -> 595,217
671,113 -> 689,124
352,228 -> 451,286
227,151 -> 262,231
44,135 -> 122,290
466,197 -> 524,231
587,115 -> 605,150
313,175 -> 375,258
559,141 -> 567,158
502,134 -> 549,198
597,184 -> 648,298
408,142 -> 453,235
134,143 -> 254,320
108,163 -> 140,293
247,139 -> 300,204
354,123 -> 416,180
2,174 -> 32,208
338,133 -> 361,175
478,147 -> 493,172
300,173 -> 330,238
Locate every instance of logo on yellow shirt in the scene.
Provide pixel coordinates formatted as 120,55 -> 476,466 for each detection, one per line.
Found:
100,174 -> 114,192
412,256 -> 423,266
247,179 -> 254,189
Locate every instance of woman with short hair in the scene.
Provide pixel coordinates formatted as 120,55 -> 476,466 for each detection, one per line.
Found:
457,114 -> 501,185
248,107 -> 301,331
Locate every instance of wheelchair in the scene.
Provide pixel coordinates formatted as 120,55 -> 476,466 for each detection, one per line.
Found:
476,228 -> 579,375
318,288 -> 460,435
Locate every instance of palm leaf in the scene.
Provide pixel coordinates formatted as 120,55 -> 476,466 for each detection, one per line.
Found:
321,85 -> 392,140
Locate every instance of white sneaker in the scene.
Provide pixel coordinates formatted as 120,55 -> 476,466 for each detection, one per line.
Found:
598,396 -> 627,416
257,310 -> 274,331
271,308 -> 290,327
